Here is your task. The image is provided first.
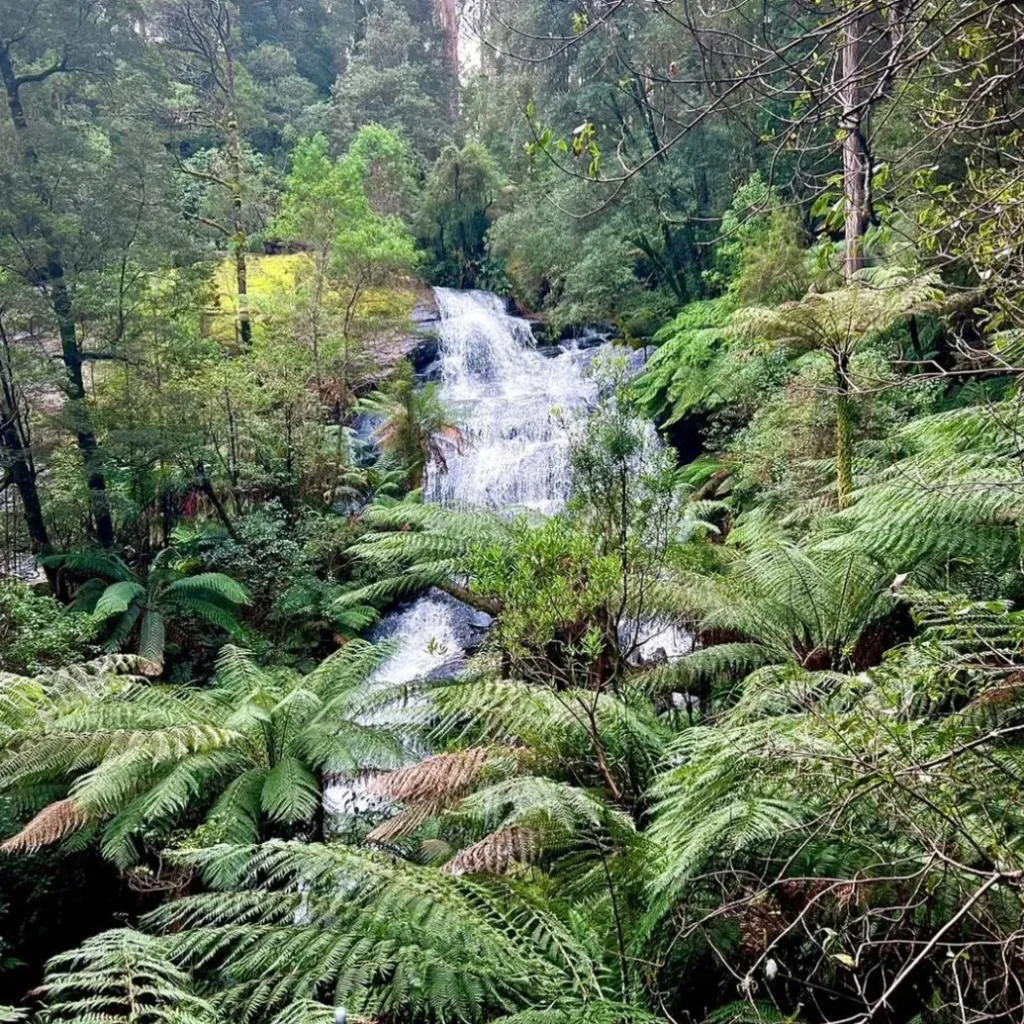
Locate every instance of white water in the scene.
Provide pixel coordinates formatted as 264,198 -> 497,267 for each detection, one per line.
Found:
327,289 -> 690,822
365,289 -> 610,687
424,288 -> 600,513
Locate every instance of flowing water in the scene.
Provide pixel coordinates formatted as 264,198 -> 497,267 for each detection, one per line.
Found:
424,288 -> 602,513
326,288 -> 688,817
364,288 -> 614,686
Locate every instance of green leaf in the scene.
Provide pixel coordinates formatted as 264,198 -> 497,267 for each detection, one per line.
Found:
93,582 -> 145,621
261,756 -> 320,823
166,573 -> 250,606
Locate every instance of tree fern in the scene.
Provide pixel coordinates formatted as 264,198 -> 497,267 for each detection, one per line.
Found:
49,548 -> 251,666
143,840 -> 604,1024
0,643 -> 405,864
36,929 -> 217,1023
335,501 -> 513,613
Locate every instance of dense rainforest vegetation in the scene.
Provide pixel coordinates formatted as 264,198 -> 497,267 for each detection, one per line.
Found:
2,1 -> 1024,1022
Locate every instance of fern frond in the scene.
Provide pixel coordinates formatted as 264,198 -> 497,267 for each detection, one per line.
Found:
1,798 -> 88,853
444,826 -> 536,875
369,747 -> 492,803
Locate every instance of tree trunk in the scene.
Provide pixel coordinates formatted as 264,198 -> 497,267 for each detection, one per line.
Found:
225,115 -> 252,350
437,580 -> 502,616
0,320 -> 55,587
194,462 -> 241,543
53,279 -> 115,547
834,355 -> 854,509
434,0 -> 460,118
841,8 -> 870,278
1,45 -> 116,548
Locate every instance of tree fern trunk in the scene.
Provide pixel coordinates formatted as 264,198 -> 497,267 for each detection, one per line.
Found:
835,356 -> 854,509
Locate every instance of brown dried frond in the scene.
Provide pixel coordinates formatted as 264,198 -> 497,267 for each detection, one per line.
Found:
369,747 -> 490,804
1,799 -> 87,853
443,826 -> 536,876
365,804 -> 437,844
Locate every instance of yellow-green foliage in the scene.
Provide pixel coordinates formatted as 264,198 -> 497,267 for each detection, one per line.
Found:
206,254 -> 417,348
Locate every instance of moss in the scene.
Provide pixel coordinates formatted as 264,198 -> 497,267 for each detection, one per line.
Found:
205,254 -> 419,347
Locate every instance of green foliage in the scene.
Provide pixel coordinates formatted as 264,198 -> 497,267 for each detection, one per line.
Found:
705,173 -> 809,304
36,929 -> 216,1023
331,0 -> 456,165
0,581 -> 95,675
417,143 -> 503,287
359,362 -> 463,491
631,299 -> 737,425
276,131 -> 416,290
0,642 -> 401,865
50,549 -> 249,667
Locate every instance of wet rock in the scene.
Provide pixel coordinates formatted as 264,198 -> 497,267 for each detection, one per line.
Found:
538,345 -> 565,358
416,358 -> 443,383
528,320 -> 554,346
469,610 -> 494,632
407,334 -> 440,374
411,294 -> 441,328
559,322 -> 617,342
426,654 -> 469,680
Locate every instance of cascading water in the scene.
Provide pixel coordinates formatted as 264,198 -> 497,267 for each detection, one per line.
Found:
327,289 -> 601,818
364,288 -> 612,684
424,288 -> 601,513
327,288 -> 688,819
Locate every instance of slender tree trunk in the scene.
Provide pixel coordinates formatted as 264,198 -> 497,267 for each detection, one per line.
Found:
841,8 -> 870,278
834,354 -> 854,509
1,46 -> 115,548
434,0 -> 460,118
0,319 -> 56,587
53,279 -> 115,547
194,462 -> 241,543
225,115 -> 252,350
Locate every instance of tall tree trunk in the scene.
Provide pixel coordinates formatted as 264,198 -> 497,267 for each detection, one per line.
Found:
0,45 -> 115,548
194,460 -> 241,542
434,0 -> 460,118
840,8 -> 870,279
52,279 -> 115,546
225,113 -> 252,350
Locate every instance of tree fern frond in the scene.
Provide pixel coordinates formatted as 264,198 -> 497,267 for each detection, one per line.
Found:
37,929 -> 217,1023
92,582 -> 146,621
1,798 -> 88,853
261,756 -> 320,824
369,747 -> 494,804
165,573 -> 251,606
444,826 -> 536,875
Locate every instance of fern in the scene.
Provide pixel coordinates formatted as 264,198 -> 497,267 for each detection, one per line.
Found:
0,643 -> 404,864
36,928 -> 217,1023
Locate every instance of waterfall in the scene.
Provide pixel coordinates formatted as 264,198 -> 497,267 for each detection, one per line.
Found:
327,289 -> 602,819
363,289 -> 612,684
364,288 -> 687,683
425,288 -> 601,513
326,288 -> 687,820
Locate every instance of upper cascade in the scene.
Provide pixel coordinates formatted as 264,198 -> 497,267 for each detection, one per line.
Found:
425,288 -> 601,514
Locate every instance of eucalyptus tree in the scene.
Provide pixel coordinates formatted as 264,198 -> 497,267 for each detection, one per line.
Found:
0,0 -> 147,547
